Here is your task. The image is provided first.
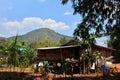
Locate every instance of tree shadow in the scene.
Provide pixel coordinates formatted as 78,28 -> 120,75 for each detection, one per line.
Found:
53,72 -> 120,80
1,72 -> 120,80
0,71 -> 42,80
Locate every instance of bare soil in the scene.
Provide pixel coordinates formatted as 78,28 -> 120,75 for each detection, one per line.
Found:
0,64 -> 120,80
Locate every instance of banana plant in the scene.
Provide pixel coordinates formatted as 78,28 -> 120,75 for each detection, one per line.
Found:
6,34 -> 36,72
74,24 -> 97,74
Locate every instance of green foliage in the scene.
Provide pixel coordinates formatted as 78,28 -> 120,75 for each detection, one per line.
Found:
59,37 -> 68,45
0,37 -> 8,50
62,0 -> 68,4
62,0 -> 120,36
73,25 -> 96,74
19,45 -> 36,67
91,51 -> 101,62
6,40 -> 23,50
108,25 -> 120,52
62,62 -> 72,74
0,37 -> 8,44
73,24 -> 96,44
40,37 -> 59,47
61,0 -> 120,74
108,25 -> 120,63
5,39 -> 36,68
31,37 -> 59,48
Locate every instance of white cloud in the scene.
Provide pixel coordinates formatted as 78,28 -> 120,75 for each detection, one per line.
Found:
41,18 -> 69,29
3,21 -> 23,29
0,34 -> 5,37
2,17 -> 70,30
64,11 -> 71,16
10,31 -> 18,35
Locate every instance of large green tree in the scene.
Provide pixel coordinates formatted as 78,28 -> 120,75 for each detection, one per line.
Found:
108,25 -> 120,63
108,25 -> 120,51
62,0 -> 120,37
62,0 -> 120,74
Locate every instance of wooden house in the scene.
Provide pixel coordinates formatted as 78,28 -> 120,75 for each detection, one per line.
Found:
61,40 -> 114,58
36,40 -> 114,62
36,40 -> 114,74
37,45 -> 80,62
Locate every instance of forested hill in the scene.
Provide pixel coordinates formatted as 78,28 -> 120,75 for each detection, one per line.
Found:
8,28 -> 72,43
0,37 -> 8,46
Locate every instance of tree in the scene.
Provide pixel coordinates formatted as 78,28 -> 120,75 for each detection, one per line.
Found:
5,33 -> 36,71
108,25 -> 120,63
108,25 -> 120,51
0,37 -> 8,47
18,45 -> 36,68
59,37 -> 68,45
0,37 -> 8,54
61,0 -> 119,74
31,37 -> 59,48
6,39 -> 24,68
62,0 -> 120,37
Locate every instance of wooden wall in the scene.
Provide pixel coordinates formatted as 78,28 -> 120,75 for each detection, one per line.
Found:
92,45 -> 113,58
37,40 -> 114,62
62,40 -> 113,58
37,46 -> 80,62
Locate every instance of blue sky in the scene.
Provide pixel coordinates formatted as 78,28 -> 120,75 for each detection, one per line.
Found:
0,0 -> 107,46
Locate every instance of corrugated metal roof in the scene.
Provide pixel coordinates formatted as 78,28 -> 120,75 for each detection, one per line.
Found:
37,45 -> 79,50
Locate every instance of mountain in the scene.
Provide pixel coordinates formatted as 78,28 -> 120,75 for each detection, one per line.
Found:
8,28 -> 72,43
0,37 -> 8,47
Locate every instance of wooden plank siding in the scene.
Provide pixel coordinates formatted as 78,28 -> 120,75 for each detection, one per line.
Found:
37,45 -> 80,62
37,40 -> 114,62
62,40 -> 114,58
92,45 -> 113,58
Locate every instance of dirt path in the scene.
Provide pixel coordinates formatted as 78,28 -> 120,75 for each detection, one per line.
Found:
0,64 -> 120,80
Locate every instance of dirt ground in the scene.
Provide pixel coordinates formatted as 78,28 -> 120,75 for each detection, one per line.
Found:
0,64 -> 120,80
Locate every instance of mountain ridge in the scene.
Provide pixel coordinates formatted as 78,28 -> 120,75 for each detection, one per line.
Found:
8,28 -> 72,43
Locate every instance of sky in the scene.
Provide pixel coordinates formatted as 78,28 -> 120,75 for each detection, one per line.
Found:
0,0 -> 108,46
